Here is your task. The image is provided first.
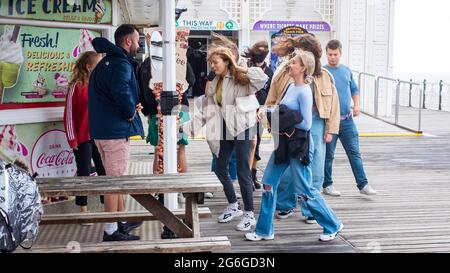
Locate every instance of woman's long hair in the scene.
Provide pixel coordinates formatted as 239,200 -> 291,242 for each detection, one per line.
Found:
207,46 -> 250,86
210,33 -> 239,62
273,34 -> 323,77
69,51 -> 101,87
242,41 -> 269,66
295,34 -> 323,77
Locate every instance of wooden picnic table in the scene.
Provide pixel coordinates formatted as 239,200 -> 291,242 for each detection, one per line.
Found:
37,172 -> 223,239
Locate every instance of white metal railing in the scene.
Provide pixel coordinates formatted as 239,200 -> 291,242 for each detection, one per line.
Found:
351,70 -> 450,134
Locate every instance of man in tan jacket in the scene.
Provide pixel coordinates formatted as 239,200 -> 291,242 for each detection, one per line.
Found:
265,35 -> 340,223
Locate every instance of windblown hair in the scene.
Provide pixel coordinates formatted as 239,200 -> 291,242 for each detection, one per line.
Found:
296,34 -> 323,77
207,46 -> 250,86
272,36 -> 297,57
242,41 -> 269,65
273,34 -> 323,77
294,49 -> 316,85
69,51 -> 101,87
210,33 -> 239,62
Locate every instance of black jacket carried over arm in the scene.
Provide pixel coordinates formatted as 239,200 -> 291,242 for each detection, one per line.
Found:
267,104 -> 310,165
137,57 -> 195,117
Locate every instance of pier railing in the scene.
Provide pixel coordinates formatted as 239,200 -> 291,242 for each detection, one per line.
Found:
353,71 -> 448,134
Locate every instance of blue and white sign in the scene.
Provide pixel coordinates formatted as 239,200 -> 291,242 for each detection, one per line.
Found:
176,19 -> 239,31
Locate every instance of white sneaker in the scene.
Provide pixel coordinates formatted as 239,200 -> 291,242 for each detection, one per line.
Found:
322,185 -> 341,197
217,204 -> 243,223
236,211 -> 256,231
245,232 -> 274,241
319,223 -> 344,242
360,185 -> 377,195
205,192 -> 214,199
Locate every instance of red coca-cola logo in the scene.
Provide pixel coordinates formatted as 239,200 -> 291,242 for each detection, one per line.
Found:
36,150 -> 74,168
31,130 -> 76,177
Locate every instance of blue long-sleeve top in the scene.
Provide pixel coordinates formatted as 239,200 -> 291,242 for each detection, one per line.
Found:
279,83 -> 313,131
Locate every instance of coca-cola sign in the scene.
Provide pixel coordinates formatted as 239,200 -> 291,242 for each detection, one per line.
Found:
31,130 -> 76,177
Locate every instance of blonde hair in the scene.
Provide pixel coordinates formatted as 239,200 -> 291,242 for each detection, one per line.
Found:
293,49 -> 315,84
70,51 -> 101,86
207,46 -> 250,86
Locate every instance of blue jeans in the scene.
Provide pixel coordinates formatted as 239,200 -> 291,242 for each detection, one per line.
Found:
255,138 -> 341,237
324,116 -> 368,190
211,149 -> 237,181
276,112 -> 326,217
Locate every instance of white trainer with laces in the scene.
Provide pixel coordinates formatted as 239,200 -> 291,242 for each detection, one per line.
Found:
236,211 -> 256,231
217,204 -> 243,223
205,192 -> 214,199
322,185 -> 341,197
245,232 -> 274,241
360,185 -> 377,195
319,223 -> 344,242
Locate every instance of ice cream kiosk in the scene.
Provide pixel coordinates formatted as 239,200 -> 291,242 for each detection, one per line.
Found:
0,0 -> 115,178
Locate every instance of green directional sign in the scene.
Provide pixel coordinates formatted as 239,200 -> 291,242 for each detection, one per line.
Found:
225,21 -> 234,30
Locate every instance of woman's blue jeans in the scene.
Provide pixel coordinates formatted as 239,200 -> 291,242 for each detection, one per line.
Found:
255,138 -> 341,236
275,112 -> 326,217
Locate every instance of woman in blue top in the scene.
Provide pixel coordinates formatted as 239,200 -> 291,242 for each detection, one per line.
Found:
246,50 -> 343,242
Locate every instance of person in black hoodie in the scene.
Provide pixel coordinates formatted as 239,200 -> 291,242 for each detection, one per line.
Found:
137,55 -> 195,174
137,54 -> 195,239
242,41 -> 274,190
89,24 -> 144,242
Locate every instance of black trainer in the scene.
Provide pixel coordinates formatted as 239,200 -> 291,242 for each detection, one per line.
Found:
103,230 -> 140,242
252,169 -> 262,190
118,221 -> 143,234
161,225 -> 178,239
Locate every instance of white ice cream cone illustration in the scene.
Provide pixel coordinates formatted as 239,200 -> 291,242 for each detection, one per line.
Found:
94,0 -> 106,23
73,29 -> 95,58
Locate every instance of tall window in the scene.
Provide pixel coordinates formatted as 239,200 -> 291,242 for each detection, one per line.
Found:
314,0 -> 335,26
220,0 -> 271,26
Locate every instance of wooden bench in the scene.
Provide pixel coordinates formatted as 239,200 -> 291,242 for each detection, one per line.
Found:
34,172 -> 229,253
17,236 -> 231,253
41,208 -> 212,225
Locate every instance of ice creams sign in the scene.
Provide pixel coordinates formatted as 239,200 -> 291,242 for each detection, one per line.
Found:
31,129 -> 76,177
0,0 -> 112,24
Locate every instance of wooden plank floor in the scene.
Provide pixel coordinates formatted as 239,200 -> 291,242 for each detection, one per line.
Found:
33,108 -> 450,253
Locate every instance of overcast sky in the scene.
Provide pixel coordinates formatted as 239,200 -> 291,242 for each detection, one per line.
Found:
394,0 -> 450,78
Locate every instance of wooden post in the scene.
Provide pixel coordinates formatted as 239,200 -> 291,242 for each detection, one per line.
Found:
184,193 -> 200,238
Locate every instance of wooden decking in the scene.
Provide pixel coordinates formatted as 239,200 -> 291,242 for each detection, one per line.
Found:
32,108 -> 450,253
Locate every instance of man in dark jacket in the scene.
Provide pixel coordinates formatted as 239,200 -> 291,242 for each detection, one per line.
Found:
88,24 -> 144,242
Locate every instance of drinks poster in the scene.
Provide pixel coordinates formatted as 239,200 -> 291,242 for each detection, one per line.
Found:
0,122 -> 76,177
0,0 -> 112,24
0,24 -> 100,107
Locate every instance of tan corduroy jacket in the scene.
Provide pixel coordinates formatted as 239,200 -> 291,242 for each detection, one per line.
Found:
265,65 -> 340,135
